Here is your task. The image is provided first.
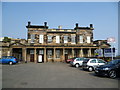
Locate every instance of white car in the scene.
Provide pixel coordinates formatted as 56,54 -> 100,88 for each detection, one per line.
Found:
82,58 -> 106,71
70,57 -> 87,68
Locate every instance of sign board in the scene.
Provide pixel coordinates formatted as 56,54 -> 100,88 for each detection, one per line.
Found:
94,49 -> 103,57
104,48 -> 115,57
107,37 -> 115,43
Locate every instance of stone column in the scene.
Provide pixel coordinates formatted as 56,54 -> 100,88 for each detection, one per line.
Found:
54,48 -> 56,62
80,48 -> 83,57
22,48 -> 27,62
44,48 -> 46,62
72,48 -> 74,57
88,48 -> 92,57
10,48 -> 13,56
34,48 -> 37,63
63,48 -> 65,62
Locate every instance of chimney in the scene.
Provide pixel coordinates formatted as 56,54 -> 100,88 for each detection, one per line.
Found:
44,22 -> 47,27
90,24 -> 93,28
76,23 -> 78,28
28,21 -> 31,26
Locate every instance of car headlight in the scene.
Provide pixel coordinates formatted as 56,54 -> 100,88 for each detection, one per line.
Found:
102,68 -> 110,70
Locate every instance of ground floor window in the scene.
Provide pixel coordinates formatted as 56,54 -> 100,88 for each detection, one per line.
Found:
56,50 -> 60,58
39,50 -> 44,54
47,50 -> 52,59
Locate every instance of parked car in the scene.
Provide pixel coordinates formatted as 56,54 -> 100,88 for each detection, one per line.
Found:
0,56 -> 18,65
82,58 -> 106,71
70,57 -> 87,68
66,57 -> 76,63
95,59 -> 120,78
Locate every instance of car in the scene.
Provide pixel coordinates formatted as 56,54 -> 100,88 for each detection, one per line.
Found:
82,58 -> 106,72
95,59 -> 120,79
70,57 -> 87,68
66,57 -> 76,63
0,56 -> 18,65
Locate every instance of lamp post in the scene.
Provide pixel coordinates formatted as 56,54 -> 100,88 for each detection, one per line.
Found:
107,37 -> 115,60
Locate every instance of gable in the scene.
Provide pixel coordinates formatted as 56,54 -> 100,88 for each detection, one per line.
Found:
10,42 -> 25,47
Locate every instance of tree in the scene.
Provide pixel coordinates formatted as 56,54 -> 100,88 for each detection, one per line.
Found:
3,37 -> 11,42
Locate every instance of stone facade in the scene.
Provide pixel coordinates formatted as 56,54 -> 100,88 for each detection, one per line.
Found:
0,22 -> 110,63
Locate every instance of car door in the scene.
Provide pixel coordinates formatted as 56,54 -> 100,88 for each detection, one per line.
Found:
89,59 -> 97,68
79,58 -> 84,66
4,56 -> 9,63
116,60 -> 120,75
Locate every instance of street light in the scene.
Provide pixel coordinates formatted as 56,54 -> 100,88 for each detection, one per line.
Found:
107,37 -> 115,60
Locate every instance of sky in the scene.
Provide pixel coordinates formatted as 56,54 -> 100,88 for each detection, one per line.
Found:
2,2 -> 118,55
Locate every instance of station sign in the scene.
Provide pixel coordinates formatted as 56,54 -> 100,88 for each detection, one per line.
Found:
104,48 -> 115,57
107,37 -> 115,43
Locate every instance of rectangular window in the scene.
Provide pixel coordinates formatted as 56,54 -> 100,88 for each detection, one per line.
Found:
30,34 -> 35,43
79,35 -> 83,43
47,50 -> 52,58
71,35 -> 76,44
39,35 -> 44,43
39,50 -> 44,54
56,50 -> 60,58
87,36 -> 91,43
30,50 -> 34,54
47,35 -> 52,43
56,36 -> 60,43
64,36 -> 68,43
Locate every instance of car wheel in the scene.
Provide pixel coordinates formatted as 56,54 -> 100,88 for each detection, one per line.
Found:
9,61 -> 13,65
75,64 -> 79,68
88,67 -> 93,72
109,70 -> 117,79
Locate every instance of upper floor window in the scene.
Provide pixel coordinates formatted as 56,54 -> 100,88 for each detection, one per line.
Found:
30,34 -> 35,43
87,36 -> 91,43
64,36 -> 68,43
47,35 -> 52,43
39,35 -> 44,43
79,35 -> 83,43
71,35 -> 76,44
56,36 -> 60,43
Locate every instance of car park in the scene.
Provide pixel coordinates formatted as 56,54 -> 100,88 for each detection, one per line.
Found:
0,56 -> 18,65
82,58 -> 106,71
95,59 -> 120,79
70,57 -> 87,68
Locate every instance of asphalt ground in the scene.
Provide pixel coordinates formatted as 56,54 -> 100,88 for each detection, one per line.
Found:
2,62 -> 119,88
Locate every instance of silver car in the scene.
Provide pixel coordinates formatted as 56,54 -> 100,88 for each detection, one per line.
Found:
82,58 -> 106,71
70,57 -> 87,68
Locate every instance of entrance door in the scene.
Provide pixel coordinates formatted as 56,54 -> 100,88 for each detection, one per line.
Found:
65,54 -> 68,62
30,54 -> 34,62
38,55 -> 42,63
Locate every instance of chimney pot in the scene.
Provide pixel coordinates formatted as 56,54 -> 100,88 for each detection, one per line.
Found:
90,24 -> 93,28
44,22 -> 47,27
76,23 -> 78,28
58,26 -> 62,29
28,21 -> 31,26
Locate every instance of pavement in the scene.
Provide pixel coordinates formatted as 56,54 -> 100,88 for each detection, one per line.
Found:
2,62 -> 119,88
